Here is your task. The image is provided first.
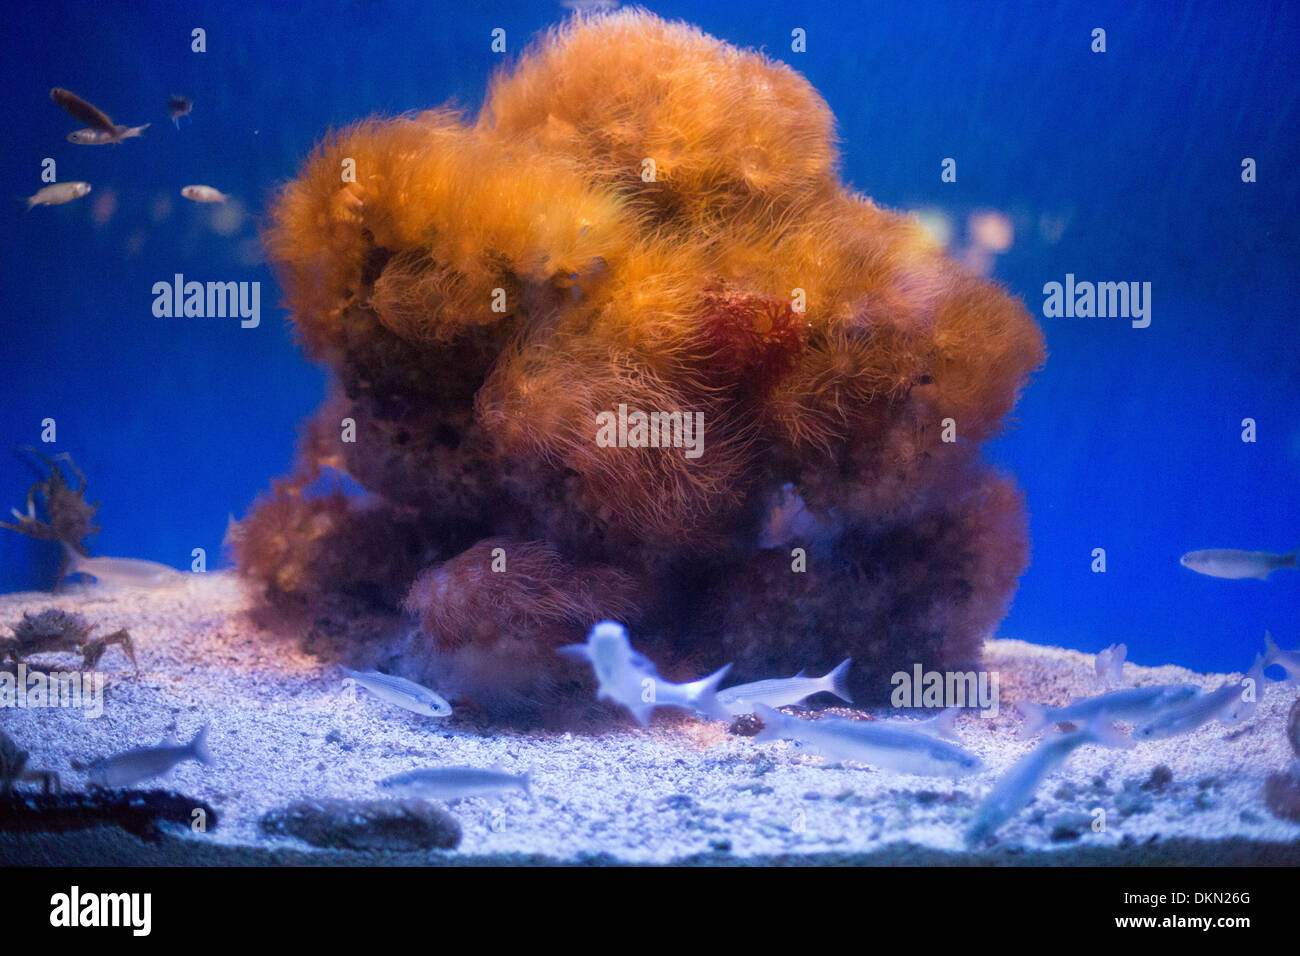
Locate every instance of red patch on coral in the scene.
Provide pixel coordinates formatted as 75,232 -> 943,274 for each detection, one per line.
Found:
698,289 -> 809,395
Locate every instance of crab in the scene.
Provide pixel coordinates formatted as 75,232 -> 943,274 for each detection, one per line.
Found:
1,608 -> 137,672
0,447 -> 100,585
0,728 -> 60,794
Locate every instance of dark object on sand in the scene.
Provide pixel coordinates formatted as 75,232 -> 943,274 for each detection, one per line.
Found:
259,798 -> 461,851
0,788 -> 217,841
2,608 -> 137,670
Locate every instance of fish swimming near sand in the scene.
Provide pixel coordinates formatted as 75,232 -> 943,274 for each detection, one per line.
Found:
753,704 -> 984,778
1264,632 -> 1300,685
68,124 -> 149,145
181,185 -> 228,203
87,725 -> 211,789
558,620 -> 731,724
63,543 -> 187,589
1132,657 -> 1266,741
379,766 -> 531,803
1094,642 -> 1126,687
967,716 -> 1131,844
1179,548 -> 1297,580
50,87 -> 145,144
25,182 -> 90,209
1018,683 -> 1199,737
717,659 -> 852,714
341,667 -> 451,717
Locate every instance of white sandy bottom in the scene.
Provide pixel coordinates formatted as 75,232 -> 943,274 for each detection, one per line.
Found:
1,573 -> 1297,863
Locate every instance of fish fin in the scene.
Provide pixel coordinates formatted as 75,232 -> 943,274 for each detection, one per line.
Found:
824,658 -> 853,704
627,701 -> 654,725
793,669 -> 807,679
1017,701 -> 1049,737
928,706 -> 962,742
555,644 -> 589,662
751,703 -> 785,742
1084,715 -> 1133,750
189,724 -> 212,765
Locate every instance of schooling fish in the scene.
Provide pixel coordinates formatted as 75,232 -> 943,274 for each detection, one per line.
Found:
68,124 -> 149,145
181,185 -> 228,203
87,725 -> 211,789
25,182 -> 90,209
50,88 -> 144,144
63,543 -> 187,589
1094,642 -> 1126,687
1264,632 -> 1300,684
967,717 -> 1130,845
379,766 -> 531,802
1132,657 -> 1266,741
753,704 -> 984,778
1180,548 -> 1297,581
557,620 -> 731,724
717,659 -> 852,714
341,667 -> 451,717
1018,683 -> 1199,737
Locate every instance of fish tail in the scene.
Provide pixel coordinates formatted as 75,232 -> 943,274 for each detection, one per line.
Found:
929,706 -> 962,742
691,662 -> 733,720
61,541 -> 87,577
188,724 -> 212,765
824,658 -> 853,704
1016,701 -> 1048,737
1283,551 -> 1298,569
1264,631 -> 1280,665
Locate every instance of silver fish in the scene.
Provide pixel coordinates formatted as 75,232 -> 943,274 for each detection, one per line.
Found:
1132,657 -> 1266,741
1180,548 -> 1297,580
342,667 -> 451,717
753,704 -> 984,778
68,123 -> 149,145
379,766 -> 531,802
181,185 -> 228,203
717,659 -> 852,714
967,718 -> 1130,844
1264,632 -> 1300,684
1094,642 -> 1126,687
1018,684 -> 1199,736
63,544 -> 187,589
26,182 -> 90,209
87,726 -> 211,788
558,620 -> 731,724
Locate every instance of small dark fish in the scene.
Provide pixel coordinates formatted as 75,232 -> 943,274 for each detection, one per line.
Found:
50,87 -> 118,136
167,94 -> 193,128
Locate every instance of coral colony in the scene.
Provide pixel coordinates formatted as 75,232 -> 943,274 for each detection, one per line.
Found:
233,11 -> 1046,719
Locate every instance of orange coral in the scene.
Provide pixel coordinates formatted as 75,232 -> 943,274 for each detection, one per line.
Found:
241,11 -> 1045,719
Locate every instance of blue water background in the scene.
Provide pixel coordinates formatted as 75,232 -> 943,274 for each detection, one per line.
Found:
1,0 -> 1296,674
